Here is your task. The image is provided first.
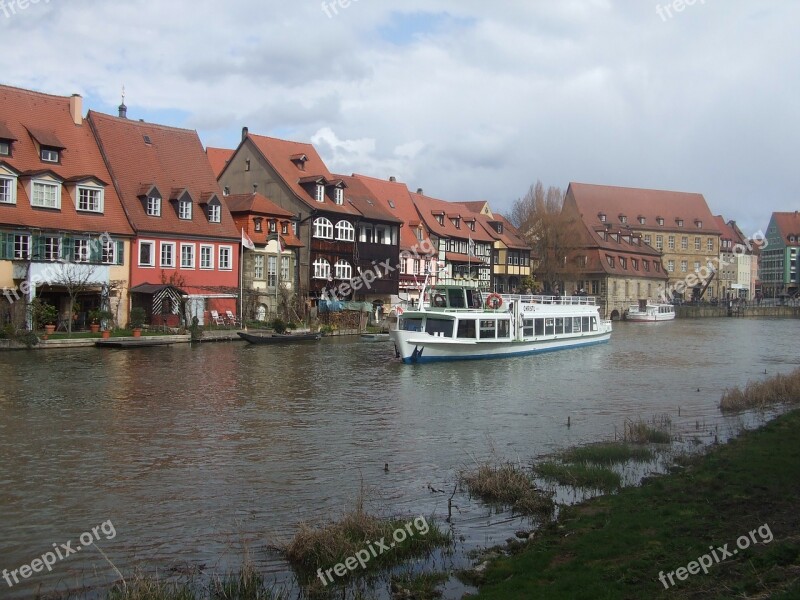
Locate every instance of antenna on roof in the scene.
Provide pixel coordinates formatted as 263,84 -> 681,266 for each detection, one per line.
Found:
118,85 -> 128,119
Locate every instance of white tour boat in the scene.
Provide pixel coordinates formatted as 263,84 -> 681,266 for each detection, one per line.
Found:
390,282 -> 612,364
625,300 -> 676,322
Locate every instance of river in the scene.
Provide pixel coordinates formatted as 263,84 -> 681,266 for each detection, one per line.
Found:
0,318 -> 797,598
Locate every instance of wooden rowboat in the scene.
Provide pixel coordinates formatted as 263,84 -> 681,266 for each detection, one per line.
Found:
237,331 -> 321,344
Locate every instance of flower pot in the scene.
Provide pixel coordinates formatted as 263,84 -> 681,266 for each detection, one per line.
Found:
90,324 -> 100,333
132,328 -> 142,338
101,330 -> 111,339
44,324 -> 56,335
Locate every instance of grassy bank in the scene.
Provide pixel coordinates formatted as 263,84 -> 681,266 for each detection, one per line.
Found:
474,408 -> 800,599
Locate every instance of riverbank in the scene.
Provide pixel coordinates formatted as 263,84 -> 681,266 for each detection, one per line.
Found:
474,408 -> 800,599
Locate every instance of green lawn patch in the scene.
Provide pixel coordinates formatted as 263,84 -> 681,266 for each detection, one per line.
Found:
475,408 -> 800,599
535,462 -> 621,492
559,442 -> 654,466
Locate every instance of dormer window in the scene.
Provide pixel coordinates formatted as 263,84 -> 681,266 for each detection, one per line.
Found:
208,203 -> 221,223
468,221 -> 475,232
281,222 -> 288,235
77,186 -> 104,213
676,218 -> 684,227
695,220 -> 703,228
31,180 -> 60,209
0,141 -> 10,157
40,147 -> 60,163
315,184 -> 325,203
452,218 -> 461,229
657,216 -> 664,226
178,199 -> 192,220
0,169 -> 18,205
619,214 -> 627,224
598,213 -> 606,223
146,196 -> 161,216
638,216 -> 646,225
334,187 -> 344,205
253,217 -> 263,232
435,215 -> 444,226
268,220 -> 277,233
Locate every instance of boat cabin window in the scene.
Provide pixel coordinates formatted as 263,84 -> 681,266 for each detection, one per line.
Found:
545,318 -> 555,336
572,317 -> 582,333
563,318 -> 573,334
448,288 -> 466,308
479,319 -> 496,339
582,316 -> 590,331
457,319 -> 477,339
401,318 -> 423,332
523,319 -> 534,337
425,318 -> 454,337
555,318 -> 564,334
497,319 -> 510,338
466,289 -> 482,309
535,319 -> 544,336
591,317 -> 598,331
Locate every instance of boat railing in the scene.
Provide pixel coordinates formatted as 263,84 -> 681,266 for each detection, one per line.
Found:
501,294 -> 597,306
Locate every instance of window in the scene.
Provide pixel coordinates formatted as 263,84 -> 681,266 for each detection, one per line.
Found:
78,187 -> 103,212
268,220 -> 277,233
643,260 -> 650,271
668,236 -> 675,250
43,236 -> 60,261
619,215 -> 627,224
655,235 -> 663,250
315,184 -> 325,202
606,255 -> 615,268
677,219 -> 684,227
146,196 -> 161,216
696,220 -> 703,228
313,217 -> 333,239
413,259 -> 421,275
13,234 -> 29,259
313,258 -> 331,279
178,199 -> 192,220
253,255 -> 265,280
32,181 -> 60,209
657,217 -> 664,226
102,239 -> 116,264
632,258 -> 638,270
457,319 -> 477,339
681,236 -> 688,250
139,241 -> 155,266
0,141 -> 10,156
200,245 -> 213,269
479,319 -> 496,339
334,187 -> 344,205
281,256 -> 290,281
694,237 -> 701,250
268,256 -> 277,286
335,259 -> 352,280
219,246 -> 232,270
180,243 -> 195,269
254,218 -> 263,232
245,159 -> 250,171
0,176 -> 15,204
281,222 -> 288,235
208,203 -> 221,223
667,260 -> 675,272
620,257 -> 627,269
599,213 -> 606,222
416,227 -> 424,241
638,216 -> 646,225
694,261 -> 701,271
40,147 -> 59,163
643,234 -> 651,245
681,260 -> 688,273
707,238 -> 714,251
73,239 -> 90,262
654,261 -> 660,272
160,242 -> 175,268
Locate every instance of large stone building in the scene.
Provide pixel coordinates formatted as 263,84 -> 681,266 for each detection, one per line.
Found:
565,183 -> 722,302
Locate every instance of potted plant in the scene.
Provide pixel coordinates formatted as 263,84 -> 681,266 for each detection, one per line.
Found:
96,309 -> 115,338
129,307 -> 146,337
29,299 -> 58,335
88,309 -> 102,333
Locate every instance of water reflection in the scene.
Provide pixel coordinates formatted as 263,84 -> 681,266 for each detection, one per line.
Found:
0,319 -> 797,597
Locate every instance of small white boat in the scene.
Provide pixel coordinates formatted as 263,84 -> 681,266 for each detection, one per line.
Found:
625,300 -> 676,322
390,279 -> 612,364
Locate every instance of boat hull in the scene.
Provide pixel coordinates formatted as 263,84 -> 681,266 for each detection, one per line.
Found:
238,331 -> 321,344
390,329 -> 611,364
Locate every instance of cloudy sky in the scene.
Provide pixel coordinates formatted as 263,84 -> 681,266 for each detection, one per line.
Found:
2,0 -> 797,233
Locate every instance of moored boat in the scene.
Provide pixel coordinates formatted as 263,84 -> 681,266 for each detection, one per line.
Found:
360,333 -> 391,342
238,331 -> 322,344
625,300 -> 676,322
390,282 -> 612,364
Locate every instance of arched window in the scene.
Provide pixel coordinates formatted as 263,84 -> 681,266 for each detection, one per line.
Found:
313,217 -> 333,239
335,220 -> 355,241
335,260 -> 352,280
313,258 -> 331,279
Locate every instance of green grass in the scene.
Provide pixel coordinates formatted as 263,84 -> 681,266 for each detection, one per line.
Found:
390,571 -> 449,599
45,330 -> 180,340
461,463 -> 555,516
475,408 -> 800,599
559,442 -> 654,466
535,462 -> 621,492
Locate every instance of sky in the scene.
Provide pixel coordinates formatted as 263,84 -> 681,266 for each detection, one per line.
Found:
1,0 -> 797,234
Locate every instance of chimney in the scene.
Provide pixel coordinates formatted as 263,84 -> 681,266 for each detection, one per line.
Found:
389,176 -> 396,182
416,188 -> 423,195
252,184 -> 258,193
242,126 -> 249,141
69,94 -> 83,125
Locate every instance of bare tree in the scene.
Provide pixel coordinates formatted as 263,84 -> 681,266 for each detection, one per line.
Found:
505,181 -> 583,293
53,262 -> 99,335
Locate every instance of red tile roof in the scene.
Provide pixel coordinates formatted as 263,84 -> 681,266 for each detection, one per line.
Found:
224,192 -> 304,248
457,203 -> 531,251
410,191 -> 495,243
88,111 -> 239,240
0,85 -> 133,235
335,175 -> 402,224
713,215 -> 747,245
771,211 -> 800,246
246,134 -> 361,217
206,147 -> 234,178
353,173 -> 436,254
566,182 -> 721,235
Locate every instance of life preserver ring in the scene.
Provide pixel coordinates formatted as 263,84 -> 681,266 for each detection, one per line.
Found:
486,293 -> 503,310
433,293 -> 447,308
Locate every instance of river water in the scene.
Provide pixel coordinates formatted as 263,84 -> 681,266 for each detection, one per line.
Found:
0,318 -> 798,598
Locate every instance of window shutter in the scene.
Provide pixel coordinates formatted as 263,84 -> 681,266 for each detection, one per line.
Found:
32,234 -> 45,260
62,236 -> 73,261
0,232 -> 9,259
115,240 -> 124,265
